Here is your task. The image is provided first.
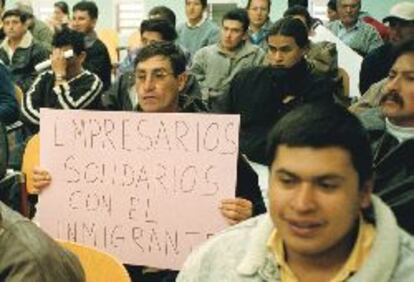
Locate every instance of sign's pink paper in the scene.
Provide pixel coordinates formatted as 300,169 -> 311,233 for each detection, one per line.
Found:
37,109 -> 240,270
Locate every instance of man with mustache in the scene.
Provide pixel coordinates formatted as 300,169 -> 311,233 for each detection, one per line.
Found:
359,38 -> 414,234
178,102 -> 414,281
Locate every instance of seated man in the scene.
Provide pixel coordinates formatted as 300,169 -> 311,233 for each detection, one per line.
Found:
0,122 -> 85,281
21,28 -> 103,134
246,0 -> 273,50
32,42 -> 266,281
177,0 -> 219,56
71,1 -> 111,90
190,8 -> 265,106
0,60 -> 19,126
178,102 -> 414,281
359,2 -> 414,94
215,17 -> 334,165
359,39 -> 414,234
283,5 -> 338,77
102,19 -> 200,111
327,0 -> 382,56
0,9 -> 49,92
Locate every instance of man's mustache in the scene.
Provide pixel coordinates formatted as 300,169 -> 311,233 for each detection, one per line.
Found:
379,91 -> 404,107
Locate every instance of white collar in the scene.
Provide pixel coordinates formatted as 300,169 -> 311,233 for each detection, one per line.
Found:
385,118 -> 414,143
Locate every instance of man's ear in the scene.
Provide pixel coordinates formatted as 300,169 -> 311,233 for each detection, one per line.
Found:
177,71 -> 188,92
360,179 -> 373,209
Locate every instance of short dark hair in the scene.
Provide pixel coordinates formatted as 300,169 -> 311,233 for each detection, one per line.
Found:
140,19 -> 177,42
266,102 -> 373,187
148,6 -> 176,27
135,42 -> 187,76
267,17 -> 309,48
327,0 -> 337,11
222,8 -> 249,32
390,39 -> 414,66
73,1 -> 98,19
288,0 -> 308,8
52,27 -> 85,55
2,9 -> 27,23
54,1 -> 70,15
246,0 -> 271,10
186,0 -> 208,9
283,5 -> 312,31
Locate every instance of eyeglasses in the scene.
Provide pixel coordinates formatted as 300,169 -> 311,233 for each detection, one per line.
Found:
136,69 -> 175,84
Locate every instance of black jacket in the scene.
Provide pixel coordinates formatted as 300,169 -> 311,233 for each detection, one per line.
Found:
359,108 -> 414,234
359,43 -> 393,94
84,38 -> 112,91
215,59 -> 335,165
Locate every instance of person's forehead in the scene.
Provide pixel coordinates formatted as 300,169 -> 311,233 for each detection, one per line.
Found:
186,0 -> 202,5
339,0 -> 360,6
3,16 -> 22,23
142,31 -> 164,41
222,19 -> 244,29
137,55 -> 173,71
73,10 -> 91,19
268,35 -> 298,47
393,52 -> 414,70
249,0 -> 269,8
272,146 -> 355,175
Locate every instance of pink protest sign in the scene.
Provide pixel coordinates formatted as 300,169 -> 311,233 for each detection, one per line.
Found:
37,109 -> 240,270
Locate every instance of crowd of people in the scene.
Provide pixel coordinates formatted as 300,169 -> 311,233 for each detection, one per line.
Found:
0,0 -> 414,281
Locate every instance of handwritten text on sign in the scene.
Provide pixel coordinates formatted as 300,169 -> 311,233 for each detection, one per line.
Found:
37,109 -> 240,270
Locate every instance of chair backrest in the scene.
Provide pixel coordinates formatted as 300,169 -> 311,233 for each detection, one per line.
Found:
21,134 -> 39,194
57,240 -> 131,282
97,28 -> 120,65
337,67 -> 350,97
14,84 -> 24,106
127,30 -> 141,50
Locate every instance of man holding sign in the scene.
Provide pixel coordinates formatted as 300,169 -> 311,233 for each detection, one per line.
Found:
33,42 -> 265,281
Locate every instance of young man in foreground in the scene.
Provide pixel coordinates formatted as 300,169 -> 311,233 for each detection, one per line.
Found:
178,102 -> 414,281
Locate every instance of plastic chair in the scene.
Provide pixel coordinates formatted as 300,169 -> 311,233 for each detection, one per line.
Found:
21,134 -> 39,195
337,67 -> 350,97
57,240 -> 131,282
14,84 -> 24,106
127,30 -> 141,50
97,28 -> 120,65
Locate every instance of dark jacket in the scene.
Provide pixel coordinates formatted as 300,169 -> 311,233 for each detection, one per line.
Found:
359,43 -> 393,94
84,38 -> 112,91
0,35 -> 50,92
215,59 -> 335,165
0,201 -> 85,281
359,108 -> 414,234
101,72 -> 202,111
0,62 -> 19,125
21,70 -> 103,134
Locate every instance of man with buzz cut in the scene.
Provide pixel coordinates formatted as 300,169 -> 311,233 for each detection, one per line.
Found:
190,8 -> 265,107
71,1 -> 111,90
177,0 -> 220,56
178,101 -> 414,282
